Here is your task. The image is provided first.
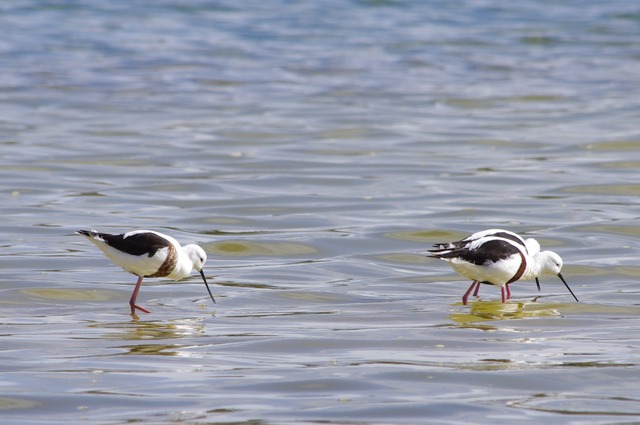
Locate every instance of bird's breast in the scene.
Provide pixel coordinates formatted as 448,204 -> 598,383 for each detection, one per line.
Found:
146,244 -> 178,278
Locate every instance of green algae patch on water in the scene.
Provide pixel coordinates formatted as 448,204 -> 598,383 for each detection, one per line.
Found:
21,288 -> 112,301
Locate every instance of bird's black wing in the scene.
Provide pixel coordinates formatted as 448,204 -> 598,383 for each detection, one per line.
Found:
431,239 -> 521,266
101,232 -> 170,257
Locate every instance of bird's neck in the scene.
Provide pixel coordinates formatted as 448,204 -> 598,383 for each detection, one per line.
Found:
523,252 -> 544,280
168,250 -> 194,280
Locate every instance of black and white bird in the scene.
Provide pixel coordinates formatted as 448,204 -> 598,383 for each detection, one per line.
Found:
428,229 -> 578,305
77,229 -> 215,315
431,229 -> 542,300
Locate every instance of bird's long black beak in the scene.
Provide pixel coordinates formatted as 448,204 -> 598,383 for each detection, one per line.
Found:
558,273 -> 578,302
200,269 -> 216,304
535,277 -> 541,291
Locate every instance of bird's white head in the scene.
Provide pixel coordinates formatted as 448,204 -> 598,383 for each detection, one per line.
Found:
184,244 -> 207,271
538,250 -> 563,275
535,250 -> 579,302
182,244 -> 215,304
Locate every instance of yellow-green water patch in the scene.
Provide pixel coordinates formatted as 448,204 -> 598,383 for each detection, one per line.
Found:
0,397 -> 39,410
507,94 -> 566,102
449,300 -> 562,324
599,161 -> 640,169
574,224 -> 640,237
450,301 -> 640,325
583,140 -> 640,151
205,240 -> 317,257
384,229 -> 463,243
200,216 -> 246,225
22,288 -> 111,301
561,184 -> 640,196
375,253 -> 429,264
443,95 -> 565,110
474,139 -> 522,148
443,98 -> 493,109
563,264 -> 607,277
318,127 -> 368,140
278,291 -> 344,303
520,36 -> 559,45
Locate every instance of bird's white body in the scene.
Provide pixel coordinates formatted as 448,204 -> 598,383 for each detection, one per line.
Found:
444,238 -> 562,286
429,229 -> 578,304
83,230 -> 205,280
444,237 -> 526,287
523,238 -> 541,257
77,229 -> 214,315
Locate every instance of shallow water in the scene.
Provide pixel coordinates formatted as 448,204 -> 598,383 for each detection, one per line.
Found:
2,1 -> 640,424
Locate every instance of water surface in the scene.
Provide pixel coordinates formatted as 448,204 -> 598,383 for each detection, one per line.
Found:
1,1 -> 640,424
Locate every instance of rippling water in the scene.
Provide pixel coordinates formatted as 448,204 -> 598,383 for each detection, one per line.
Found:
2,1 -> 640,424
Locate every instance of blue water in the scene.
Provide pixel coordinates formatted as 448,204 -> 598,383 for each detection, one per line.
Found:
2,1 -> 640,424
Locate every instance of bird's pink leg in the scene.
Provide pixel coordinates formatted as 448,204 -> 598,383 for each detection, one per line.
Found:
473,282 -> 481,297
129,276 -> 151,315
462,281 -> 479,305
501,286 -> 506,303
506,283 -> 512,300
